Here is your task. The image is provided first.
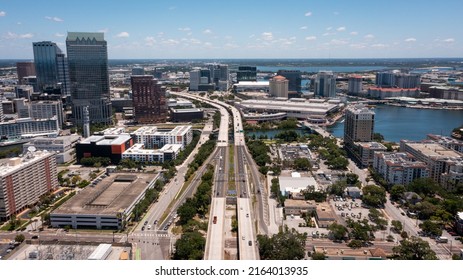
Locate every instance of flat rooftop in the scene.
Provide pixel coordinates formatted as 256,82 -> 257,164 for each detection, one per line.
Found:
405,142 -> 462,158
80,134 -> 131,146
52,173 -> 157,216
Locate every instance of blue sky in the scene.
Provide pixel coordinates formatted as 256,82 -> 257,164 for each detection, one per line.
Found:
0,0 -> 462,59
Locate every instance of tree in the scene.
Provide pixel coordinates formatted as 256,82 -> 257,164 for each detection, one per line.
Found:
177,198 -> 197,225
419,220 -> 442,237
362,185 -> 387,207
390,184 -> 406,201
173,231 -> 206,260
407,178 -> 439,197
257,228 -> 307,260
15,234 -> 25,243
293,158 -> 311,171
311,252 -> 326,260
368,208 -> 388,230
392,236 -> 438,260
345,173 -> 359,185
373,132 -> 384,142
391,220 -> 403,233
328,223 -> 348,241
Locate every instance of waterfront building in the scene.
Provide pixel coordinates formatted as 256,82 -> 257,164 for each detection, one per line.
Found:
132,125 -> 192,149
367,87 -> 420,99
314,71 -> 336,98
237,98 -> 340,121
0,150 -> 58,221
76,134 -> 134,164
277,70 -> 302,93
427,134 -> 463,153
16,62 -> 36,85
0,117 -> 59,139
237,66 -> 257,82
373,152 -> 430,185
400,140 -> 463,189
269,75 -> 289,98
23,135 -> 80,164
50,173 -> 160,230
344,105 -> 377,167
131,75 -> 167,124
428,86 -> 463,101
376,71 -> 421,89
33,41 -> 70,96
66,32 -> 112,125
348,75 -> 363,95
344,105 -> 374,145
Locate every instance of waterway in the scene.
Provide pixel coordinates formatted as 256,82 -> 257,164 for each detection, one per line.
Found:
327,105 -> 463,143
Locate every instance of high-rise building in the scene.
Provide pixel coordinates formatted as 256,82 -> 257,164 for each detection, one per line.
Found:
189,69 -> 200,91
132,66 -> 145,76
0,150 -> 58,221
348,75 -> 363,95
314,71 -> 336,98
131,75 -> 167,124
66,32 -> 112,125
237,66 -> 257,82
277,70 -> 301,93
16,62 -> 36,85
189,68 -> 214,91
344,105 -> 375,145
0,100 -> 4,122
376,71 -> 421,89
208,64 -> 229,91
269,75 -> 289,98
33,41 -> 70,96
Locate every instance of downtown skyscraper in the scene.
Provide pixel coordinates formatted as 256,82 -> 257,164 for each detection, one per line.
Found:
33,41 -> 70,96
131,75 -> 167,124
66,32 -> 112,126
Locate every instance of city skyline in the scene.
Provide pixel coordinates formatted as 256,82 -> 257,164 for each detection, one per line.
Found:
0,0 -> 462,59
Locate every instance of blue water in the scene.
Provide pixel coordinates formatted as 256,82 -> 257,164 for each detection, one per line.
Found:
257,65 -> 388,73
327,105 -> 463,143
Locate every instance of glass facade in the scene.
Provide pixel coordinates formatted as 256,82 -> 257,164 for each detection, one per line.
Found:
66,32 -> 112,125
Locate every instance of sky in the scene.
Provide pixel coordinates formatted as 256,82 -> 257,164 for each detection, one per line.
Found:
0,0 -> 462,59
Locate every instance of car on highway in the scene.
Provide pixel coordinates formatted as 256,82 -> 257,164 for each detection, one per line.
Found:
246,213 -> 249,218
147,225 -> 151,230
141,226 -> 145,231
248,241 -> 252,246
163,226 -> 169,230
242,236 -> 245,240
144,221 -> 148,225
153,220 -> 158,225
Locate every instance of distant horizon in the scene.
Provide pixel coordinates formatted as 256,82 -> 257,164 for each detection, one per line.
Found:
2,57 -> 463,61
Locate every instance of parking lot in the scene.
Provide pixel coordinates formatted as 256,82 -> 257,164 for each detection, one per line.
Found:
329,196 -> 369,222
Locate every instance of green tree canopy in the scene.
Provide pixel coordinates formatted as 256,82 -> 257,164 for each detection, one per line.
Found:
173,231 -> 206,260
392,236 -> 438,260
362,185 -> 387,207
257,228 -> 307,260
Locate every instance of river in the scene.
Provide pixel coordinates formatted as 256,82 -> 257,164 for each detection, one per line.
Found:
327,105 -> 463,143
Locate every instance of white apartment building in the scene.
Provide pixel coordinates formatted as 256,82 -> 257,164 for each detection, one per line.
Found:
122,143 -> 182,163
0,150 -> 58,221
132,125 -> 192,149
23,135 -> 80,163
373,152 -> 430,185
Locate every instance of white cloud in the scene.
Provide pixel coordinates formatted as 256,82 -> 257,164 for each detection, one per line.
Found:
404,37 -> 416,42
0,11 -> 6,17
178,27 -> 191,32
55,33 -> 65,37
162,39 -> 179,45
326,27 -> 333,31
305,36 -> 317,41
364,34 -> 375,39
443,38 -> 455,43
300,26 -> 308,30
116,32 -> 130,38
350,31 -> 358,36
4,32 -> 33,39
261,32 -> 273,41
329,39 -> 349,45
305,11 -> 312,16
145,36 -> 156,46
45,16 -> 63,22
203,29 -> 212,34
337,26 -> 346,32
20,33 -> 33,38
371,43 -> 387,48
350,43 -> 366,49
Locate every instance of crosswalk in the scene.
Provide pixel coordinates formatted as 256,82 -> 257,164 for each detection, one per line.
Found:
131,233 -> 170,238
